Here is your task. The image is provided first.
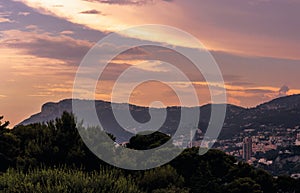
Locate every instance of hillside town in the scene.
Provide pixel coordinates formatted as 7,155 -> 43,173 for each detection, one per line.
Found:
190,126 -> 300,176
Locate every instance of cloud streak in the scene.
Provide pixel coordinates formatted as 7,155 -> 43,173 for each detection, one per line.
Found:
83,0 -> 174,6
0,29 -> 93,65
84,0 -> 151,5
0,17 -> 14,23
79,9 -> 103,14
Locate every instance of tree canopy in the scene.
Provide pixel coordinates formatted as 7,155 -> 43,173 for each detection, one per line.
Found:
0,116 -> 9,131
0,112 -> 299,193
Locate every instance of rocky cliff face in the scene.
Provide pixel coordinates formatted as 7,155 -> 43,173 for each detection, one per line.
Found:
20,99 -> 73,126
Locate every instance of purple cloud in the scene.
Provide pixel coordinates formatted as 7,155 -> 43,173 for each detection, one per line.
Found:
83,0 -> 172,5
1,30 -> 93,65
79,9 -> 104,15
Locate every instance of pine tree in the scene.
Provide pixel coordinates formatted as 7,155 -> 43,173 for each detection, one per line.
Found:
0,116 -> 9,131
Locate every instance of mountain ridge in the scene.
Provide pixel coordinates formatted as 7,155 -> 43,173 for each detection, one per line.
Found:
19,94 -> 300,142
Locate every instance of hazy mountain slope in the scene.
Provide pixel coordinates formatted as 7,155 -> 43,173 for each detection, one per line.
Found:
19,94 -> 300,141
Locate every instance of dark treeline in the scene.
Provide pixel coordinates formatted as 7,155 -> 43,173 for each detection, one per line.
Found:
0,112 -> 300,193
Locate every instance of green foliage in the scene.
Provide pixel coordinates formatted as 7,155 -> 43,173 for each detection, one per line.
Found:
137,165 -> 184,192
0,112 -> 299,192
275,175 -> 299,193
0,116 -> 9,132
127,131 -> 171,150
0,167 -> 142,193
9,112 -> 105,170
225,162 -> 275,193
0,132 -> 20,171
224,177 -> 263,193
152,185 -> 189,193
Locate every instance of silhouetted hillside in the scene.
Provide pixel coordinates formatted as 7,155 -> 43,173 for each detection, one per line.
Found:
19,94 -> 300,142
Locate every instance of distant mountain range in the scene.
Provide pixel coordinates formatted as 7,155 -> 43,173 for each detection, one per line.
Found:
19,94 -> 300,142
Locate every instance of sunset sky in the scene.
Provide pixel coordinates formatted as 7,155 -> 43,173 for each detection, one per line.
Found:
1,0 -> 300,126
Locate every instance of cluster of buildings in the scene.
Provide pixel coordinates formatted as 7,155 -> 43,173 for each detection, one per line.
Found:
184,126 -> 300,163
168,125 -> 300,176
216,128 -> 300,165
171,125 -> 300,169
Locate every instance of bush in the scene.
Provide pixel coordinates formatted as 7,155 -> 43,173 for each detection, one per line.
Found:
0,167 -> 143,193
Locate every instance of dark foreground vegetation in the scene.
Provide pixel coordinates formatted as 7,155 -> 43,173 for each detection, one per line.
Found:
0,113 -> 300,193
